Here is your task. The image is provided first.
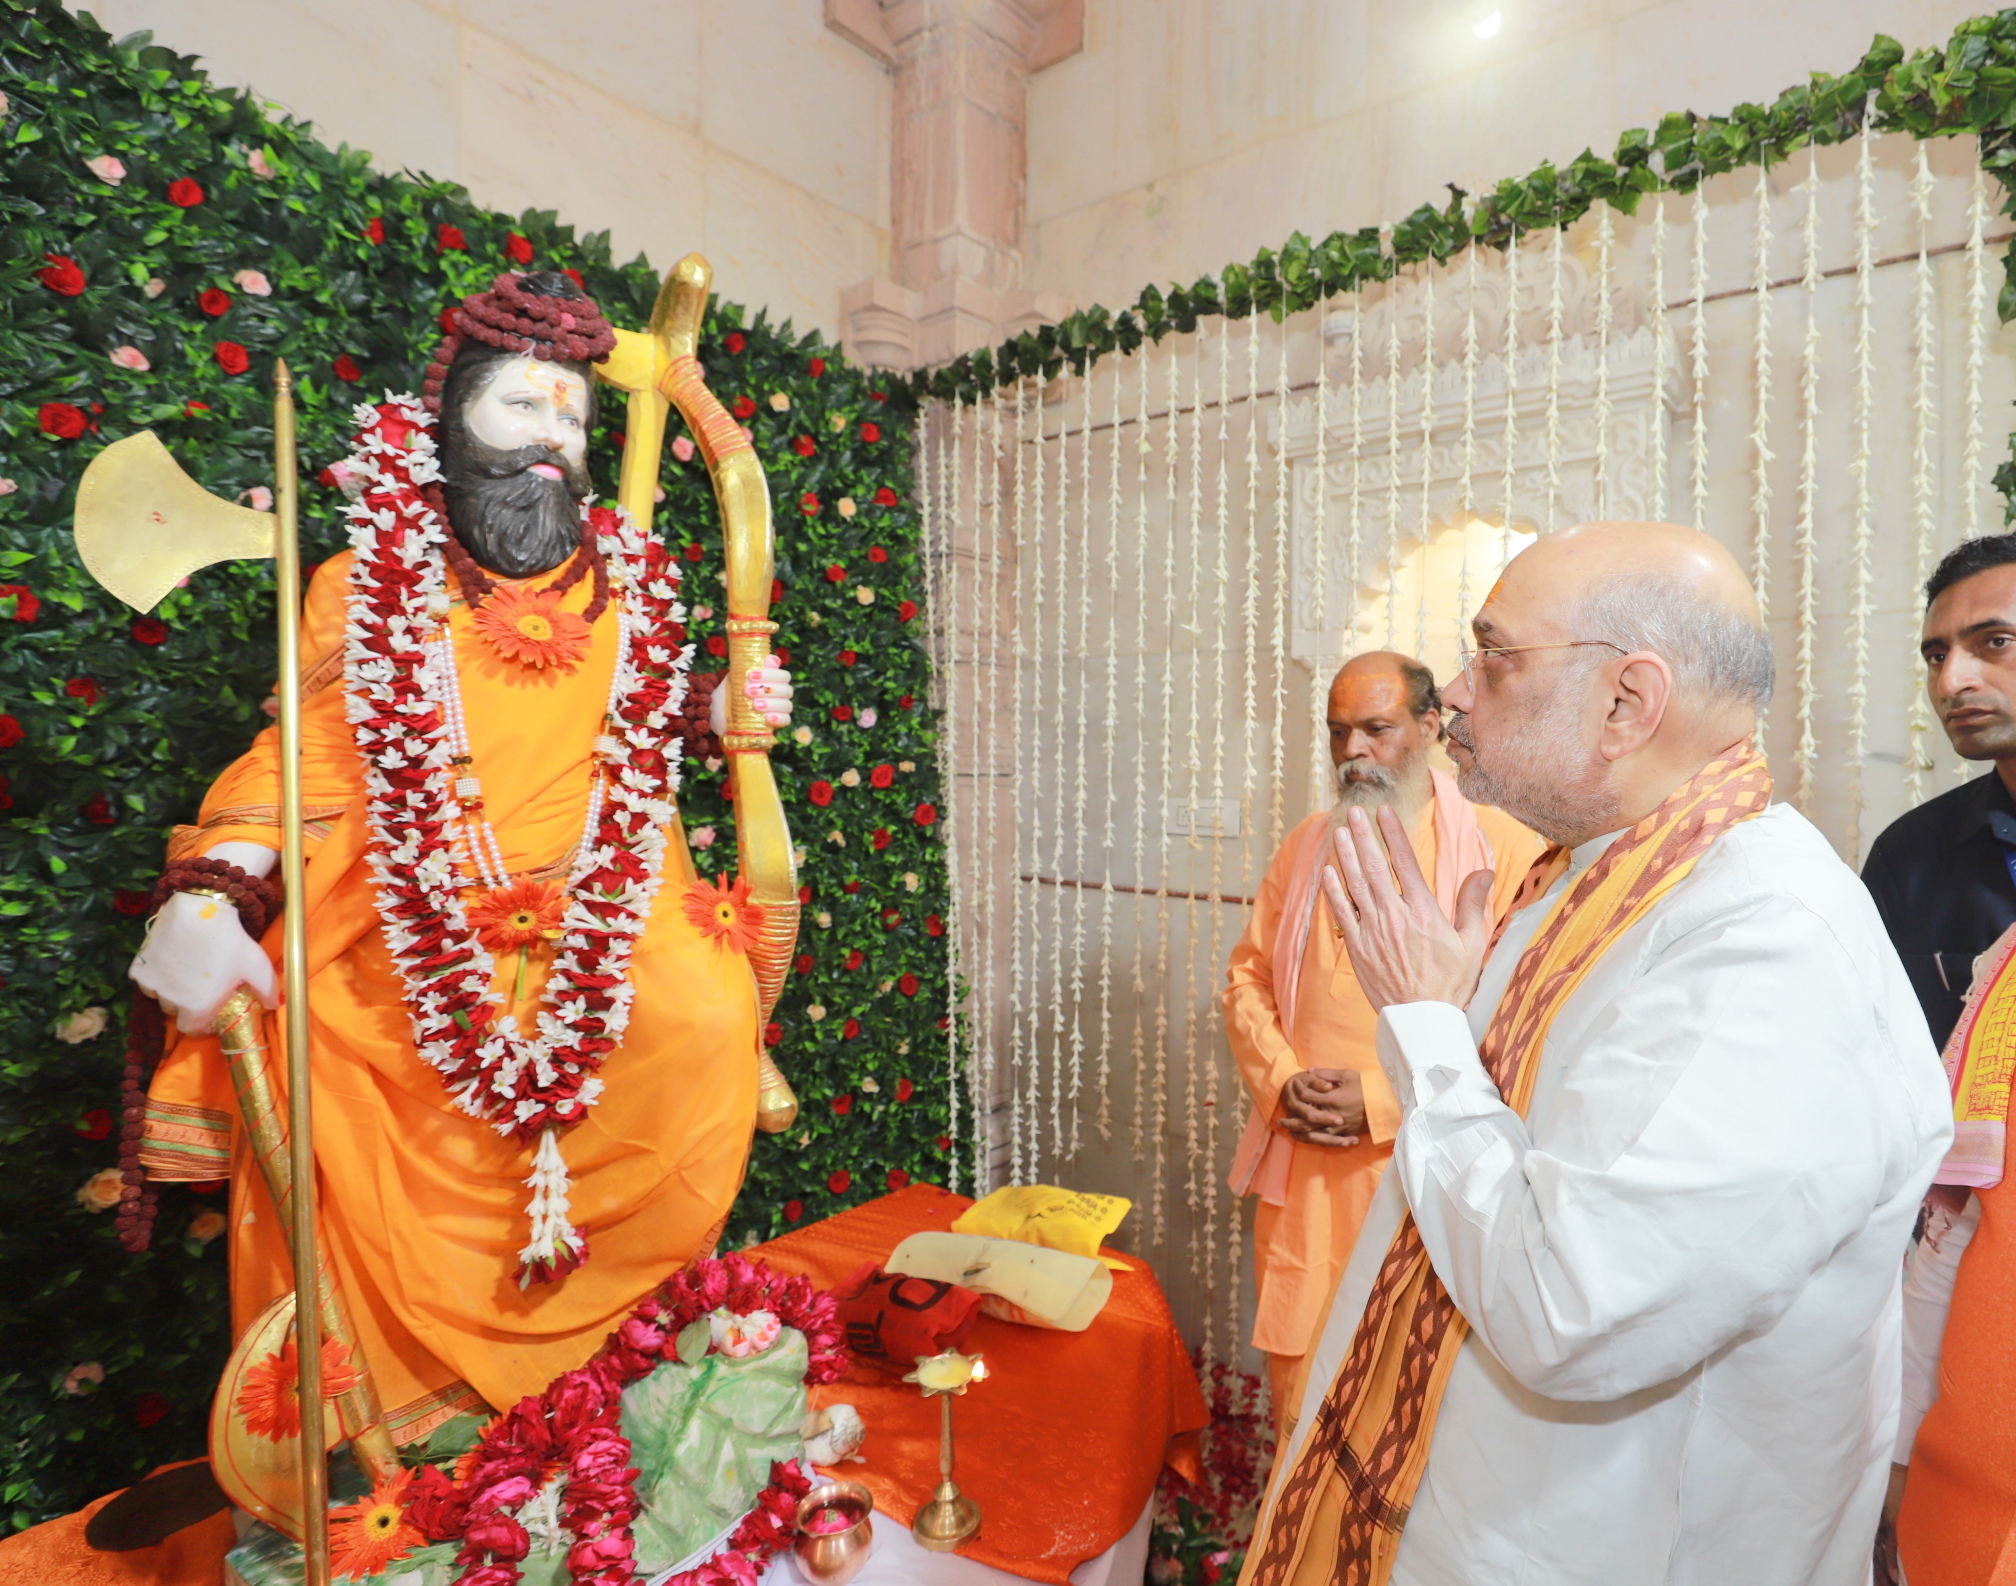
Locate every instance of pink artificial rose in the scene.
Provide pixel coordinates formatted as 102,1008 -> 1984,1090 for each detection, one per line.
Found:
108,345 -> 150,372
671,435 -> 696,463
859,708 -> 878,728
0,478 -> 16,495
689,826 -> 716,849
239,486 -> 273,511
84,154 -> 126,184
233,269 -> 272,296
566,1533 -> 635,1575
248,149 -> 277,179
471,1473 -> 540,1511
460,1514 -> 531,1562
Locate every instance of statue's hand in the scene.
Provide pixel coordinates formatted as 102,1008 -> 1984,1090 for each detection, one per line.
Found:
709,655 -> 795,736
130,889 -> 278,1034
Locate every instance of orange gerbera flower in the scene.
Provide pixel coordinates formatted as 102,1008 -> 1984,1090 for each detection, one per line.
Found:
234,1337 -> 362,1441
472,584 -> 591,670
328,1469 -> 423,1580
467,878 -> 566,953
684,875 -> 766,954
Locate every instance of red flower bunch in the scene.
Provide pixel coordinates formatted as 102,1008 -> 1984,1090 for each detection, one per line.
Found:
844,949 -> 865,970
732,395 -> 757,419
724,332 -> 746,354
437,224 -> 467,252
198,288 -> 231,317
363,217 -> 386,245
65,677 -> 100,705
82,794 -> 115,826
828,1168 -> 851,1193
869,764 -> 894,789
926,914 -> 945,938
506,232 -> 534,265
873,486 -> 898,507
808,779 -> 834,808
838,650 -> 858,668
214,341 -> 249,375
809,357 -> 827,378
824,564 -> 846,583
166,177 -> 204,207
791,435 -> 816,458
896,1077 -> 915,1102
872,828 -> 891,851
113,890 -> 153,915
410,1256 -> 839,1586
39,403 -> 87,439
705,635 -> 728,658
0,714 -> 22,749
842,881 -> 861,895
898,973 -> 919,997
37,255 -> 85,296
784,1199 -> 804,1223
132,617 -> 168,645
0,585 -> 40,623
842,1019 -> 861,1040
914,802 -> 937,827
75,1108 -> 113,1140
133,1392 -> 172,1427
794,954 -> 813,975
832,1094 -> 853,1116
867,546 -> 888,564
881,909 -> 902,931
333,355 -> 362,382
860,421 -> 881,443
899,600 -> 919,622
887,1169 -> 910,1191
900,693 -> 915,710
800,494 -> 820,516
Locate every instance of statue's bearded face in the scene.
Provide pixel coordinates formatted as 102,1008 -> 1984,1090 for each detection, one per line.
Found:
438,356 -> 595,579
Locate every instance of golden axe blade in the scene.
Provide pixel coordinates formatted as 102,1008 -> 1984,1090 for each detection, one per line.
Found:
597,255 -> 801,1132
71,426 -> 399,1551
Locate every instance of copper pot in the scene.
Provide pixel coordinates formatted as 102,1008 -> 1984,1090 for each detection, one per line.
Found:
792,1481 -> 876,1586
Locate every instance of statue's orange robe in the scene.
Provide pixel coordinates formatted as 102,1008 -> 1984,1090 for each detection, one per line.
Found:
140,551 -> 758,1441
1224,794 -> 1541,1417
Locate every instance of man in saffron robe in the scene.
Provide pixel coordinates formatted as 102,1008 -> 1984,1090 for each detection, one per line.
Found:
1872,532 -> 2016,1584
1242,522 -> 1948,1586
1225,652 -> 1540,1432
128,272 -> 795,1445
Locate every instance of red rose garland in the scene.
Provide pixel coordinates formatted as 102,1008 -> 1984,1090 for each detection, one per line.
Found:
402,1255 -> 845,1586
339,398 -> 692,1282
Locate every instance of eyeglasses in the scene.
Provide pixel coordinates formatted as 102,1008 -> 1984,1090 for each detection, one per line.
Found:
1455,638 -> 1627,683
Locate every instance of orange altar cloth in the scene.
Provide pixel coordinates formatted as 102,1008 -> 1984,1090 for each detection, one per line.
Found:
751,1183 -> 1208,1583
0,1185 -> 1206,1586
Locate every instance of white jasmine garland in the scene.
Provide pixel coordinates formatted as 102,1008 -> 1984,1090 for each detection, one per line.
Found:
338,398 -> 691,1284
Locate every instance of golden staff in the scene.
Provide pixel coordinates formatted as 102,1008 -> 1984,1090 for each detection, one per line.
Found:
598,256 -> 801,1131
73,369 -> 397,1579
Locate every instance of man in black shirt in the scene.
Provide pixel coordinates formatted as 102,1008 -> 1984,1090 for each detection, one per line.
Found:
1864,533 -> 2016,1048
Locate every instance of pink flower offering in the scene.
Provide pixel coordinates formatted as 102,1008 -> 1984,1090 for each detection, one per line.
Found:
803,1506 -> 857,1536
709,1306 -> 783,1358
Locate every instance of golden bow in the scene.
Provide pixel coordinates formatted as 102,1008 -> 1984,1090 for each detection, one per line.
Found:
598,256 -> 800,1131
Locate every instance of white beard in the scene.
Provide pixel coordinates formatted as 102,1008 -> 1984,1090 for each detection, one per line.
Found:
1328,753 -> 1431,829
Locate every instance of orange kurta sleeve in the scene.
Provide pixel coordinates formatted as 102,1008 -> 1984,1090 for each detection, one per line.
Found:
1477,803 -> 1548,921
1225,814 -> 1318,1121
172,551 -> 362,860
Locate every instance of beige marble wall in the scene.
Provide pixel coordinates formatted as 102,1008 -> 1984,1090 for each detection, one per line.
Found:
1025,0 -> 1999,316
67,0 -> 893,337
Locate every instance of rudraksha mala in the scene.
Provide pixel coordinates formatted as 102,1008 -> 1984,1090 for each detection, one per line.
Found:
116,857 -> 282,1252
421,271 -> 618,414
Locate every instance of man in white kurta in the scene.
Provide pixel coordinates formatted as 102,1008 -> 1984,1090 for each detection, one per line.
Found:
1243,522 -> 1951,1586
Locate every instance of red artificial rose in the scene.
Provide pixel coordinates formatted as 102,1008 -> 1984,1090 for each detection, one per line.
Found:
39,403 -> 87,439
64,677 -> 99,704
705,635 -> 728,658
899,973 -> 919,997
832,1094 -> 853,1116
332,355 -> 361,382
874,486 -> 898,507
438,306 -> 459,334
612,431 -> 626,449
861,422 -> 881,443
712,331 -> 741,356
113,890 -> 153,915
900,693 -> 915,709
184,401 -> 209,416
198,287 -> 231,317
899,600 -> 919,622
683,542 -> 703,562
82,794 -> 114,825
842,1019 -> 860,1040
844,949 -> 864,970
795,953 -> 814,975
75,1108 -> 113,1140
437,224 -> 466,252
776,646 -> 790,666
872,828 -> 891,851
887,1168 -> 910,1191
868,546 -> 888,564
798,884 -> 813,904
166,177 -> 204,207
843,881 -> 861,895
882,909 -> 902,930
937,1015 -> 951,1030
831,704 -> 853,723
896,1077 -> 915,1102
872,390 -> 888,402
809,357 -> 827,378
791,434 -> 816,458
363,217 -> 385,244
37,255 -> 85,296
800,493 -> 820,516
914,802 -> 938,828
936,1132 -> 952,1149
869,764 -> 894,788
926,913 -> 945,937
0,586 -> 40,623
765,1021 -> 783,1047
784,1198 -> 804,1223
464,1515 -> 532,1562
772,577 -> 785,605
732,395 -> 757,419
214,341 -> 249,375
838,650 -> 857,668
561,267 -> 585,288
808,779 -> 834,807
828,1168 -> 851,1194
506,232 -> 534,265
824,564 -> 846,583
133,1392 -> 172,1427
132,616 -> 168,645
0,775 -> 12,810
